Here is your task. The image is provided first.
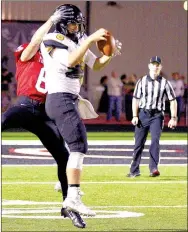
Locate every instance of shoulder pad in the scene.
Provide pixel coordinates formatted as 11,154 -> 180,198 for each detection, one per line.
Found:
43,33 -> 75,49
43,40 -> 68,50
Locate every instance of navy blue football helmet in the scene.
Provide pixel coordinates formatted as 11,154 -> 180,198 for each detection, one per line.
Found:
55,4 -> 85,42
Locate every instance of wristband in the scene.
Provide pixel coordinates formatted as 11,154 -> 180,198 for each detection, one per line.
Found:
133,116 -> 138,118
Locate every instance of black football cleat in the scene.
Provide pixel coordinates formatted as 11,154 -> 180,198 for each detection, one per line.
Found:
61,207 -> 86,229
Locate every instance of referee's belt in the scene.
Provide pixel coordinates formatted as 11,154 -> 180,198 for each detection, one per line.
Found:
140,108 -> 162,114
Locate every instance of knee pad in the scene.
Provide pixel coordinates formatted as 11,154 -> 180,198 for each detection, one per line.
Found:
67,152 -> 85,170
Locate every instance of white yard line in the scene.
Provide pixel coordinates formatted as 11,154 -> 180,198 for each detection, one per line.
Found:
2,154 -> 187,160
2,181 -> 187,185
89,148 -> 184,152
7,147 -> 185,155
2,206 -> 187,209
2,164 -> 187,167
92,205 -> 187,208
2,200 -> 187,208
1,140 -> 187,145
2,155 -> 53,160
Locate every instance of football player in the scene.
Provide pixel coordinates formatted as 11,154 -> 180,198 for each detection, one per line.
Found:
2,6 -> 86,229
41,4 -> 122,216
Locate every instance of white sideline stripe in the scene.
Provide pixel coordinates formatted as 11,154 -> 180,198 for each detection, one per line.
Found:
2,154 -> 187,160
2,164 -> 187,167
1,140 -> 187,145
2,181 -> 187,185
3,206 -> 186,209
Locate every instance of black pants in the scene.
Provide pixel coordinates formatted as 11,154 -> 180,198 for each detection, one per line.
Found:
2,96 -> 69,200
130,109 -> 164,174
46,92 -> 88,154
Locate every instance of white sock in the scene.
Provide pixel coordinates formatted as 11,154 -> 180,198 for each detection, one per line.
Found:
67,186 -> 80,199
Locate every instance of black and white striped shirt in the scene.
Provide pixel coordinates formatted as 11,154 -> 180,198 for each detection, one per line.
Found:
133,75 -> 176,111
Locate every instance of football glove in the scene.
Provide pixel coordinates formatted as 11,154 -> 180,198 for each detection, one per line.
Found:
112,39 -> 122,57
51,6 -> 74,24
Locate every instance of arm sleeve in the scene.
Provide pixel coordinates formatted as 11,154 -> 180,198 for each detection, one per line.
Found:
84,49 -> 97,69
133,78 -> 142,99
165,80 -> 176,101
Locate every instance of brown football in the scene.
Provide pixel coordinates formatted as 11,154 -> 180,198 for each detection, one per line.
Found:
96,32 -> 116,56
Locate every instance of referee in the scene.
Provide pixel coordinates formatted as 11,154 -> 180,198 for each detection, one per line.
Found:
127,56 -> 177,177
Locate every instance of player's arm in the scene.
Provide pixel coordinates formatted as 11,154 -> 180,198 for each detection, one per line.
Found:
20,18 -> 54,62
93,55 -> 112,71
68,28 -> 108,67
93,39 -> 122,71
73,36 -> 121,71
21,6 -> 73,62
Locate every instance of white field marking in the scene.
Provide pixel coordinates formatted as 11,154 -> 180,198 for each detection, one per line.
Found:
1,140 -> 187,145
89,148 -> 184,153
2,155 -> 56,160
84,156 -> 187,160
2,181 -> 187,185
2,164 -> 187,167
92,205 -> 187,208
8,148 -> 185,156
2,200 -> 186,208
2,214 -> 142,219
2,154 -> 187,160
2,210 -> 144,219
2,205 -> 187,210
2,200 -> 61,205
2,209 -> 61,214
2,200 -> 144,218
2,155 -> 53,160
2,209 -> 143,216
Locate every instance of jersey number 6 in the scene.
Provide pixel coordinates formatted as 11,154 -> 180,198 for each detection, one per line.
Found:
35,68 -> 47,94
